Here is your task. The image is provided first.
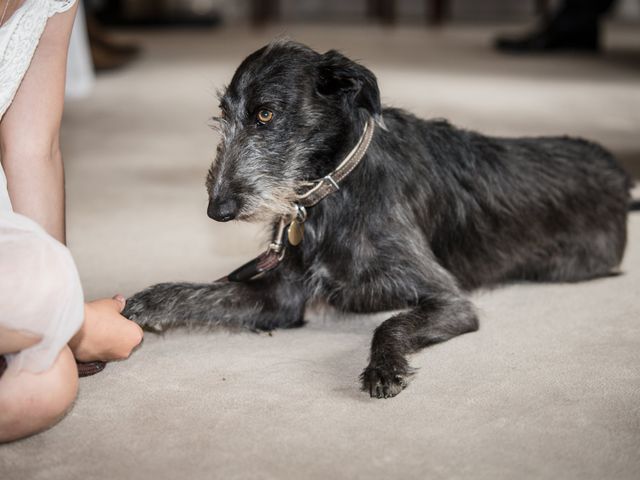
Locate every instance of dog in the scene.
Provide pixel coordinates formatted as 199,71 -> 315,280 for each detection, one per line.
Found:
123,39 -> 631,398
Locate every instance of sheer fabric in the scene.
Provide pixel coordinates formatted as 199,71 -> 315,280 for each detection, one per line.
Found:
0,213 -> 84,373
0,0 -> 83,374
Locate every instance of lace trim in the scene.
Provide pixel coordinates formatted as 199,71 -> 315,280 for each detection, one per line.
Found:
0,2 -> 47,119
48,0 -> 76,17
0,0 -> 76,120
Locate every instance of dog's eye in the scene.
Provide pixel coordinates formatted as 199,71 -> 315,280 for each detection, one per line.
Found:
256,109 -> 274,125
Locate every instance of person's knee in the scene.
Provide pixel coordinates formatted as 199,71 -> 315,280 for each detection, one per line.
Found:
35,346 -> 79,423
0,346 -> 78,443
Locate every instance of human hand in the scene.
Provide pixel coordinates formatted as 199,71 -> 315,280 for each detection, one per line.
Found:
69,295 -> 144,362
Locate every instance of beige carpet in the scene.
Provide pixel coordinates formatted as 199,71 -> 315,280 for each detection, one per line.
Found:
1,23 -> 640,480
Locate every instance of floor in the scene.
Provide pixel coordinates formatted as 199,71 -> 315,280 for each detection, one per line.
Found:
1,23 -> 640,480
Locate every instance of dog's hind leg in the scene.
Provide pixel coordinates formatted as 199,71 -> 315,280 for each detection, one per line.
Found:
122,272 -> 306,333
511,225 -> 627,284
359,268 -> 478,399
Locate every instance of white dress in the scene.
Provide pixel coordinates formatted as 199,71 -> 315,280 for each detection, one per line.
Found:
0,0 -> 84,374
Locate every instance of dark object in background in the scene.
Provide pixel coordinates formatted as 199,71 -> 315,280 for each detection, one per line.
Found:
496,0 -> 617,53
122,41 -> 631,399
251,0 -> 279,27
85,8 -> 141,72
94,0 -> 222,27
251,0 -> 552,27
251,0 -> 451,27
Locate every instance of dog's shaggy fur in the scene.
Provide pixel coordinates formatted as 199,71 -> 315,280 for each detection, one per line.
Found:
124,40 -> 631,398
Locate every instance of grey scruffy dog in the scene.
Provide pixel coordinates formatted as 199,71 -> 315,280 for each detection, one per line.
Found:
124,39 -> 632,398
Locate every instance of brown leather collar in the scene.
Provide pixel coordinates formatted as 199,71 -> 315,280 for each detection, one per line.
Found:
295,117 -> 375,208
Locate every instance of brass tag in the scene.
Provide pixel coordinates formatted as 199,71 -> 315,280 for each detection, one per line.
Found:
287,220 -> 304,246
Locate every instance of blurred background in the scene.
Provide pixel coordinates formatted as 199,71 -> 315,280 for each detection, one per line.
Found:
60,0 -> 640,299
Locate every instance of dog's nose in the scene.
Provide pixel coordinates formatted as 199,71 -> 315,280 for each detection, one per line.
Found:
207,197 -> 239,222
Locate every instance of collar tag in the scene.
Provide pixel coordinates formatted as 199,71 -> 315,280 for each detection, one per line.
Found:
287,205 -> 307,246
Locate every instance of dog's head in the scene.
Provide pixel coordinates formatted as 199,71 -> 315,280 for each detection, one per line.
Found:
206,40 -> 381,223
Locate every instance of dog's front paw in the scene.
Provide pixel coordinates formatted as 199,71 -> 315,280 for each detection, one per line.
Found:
360,358 -> 414,399
122,284 -> 175,332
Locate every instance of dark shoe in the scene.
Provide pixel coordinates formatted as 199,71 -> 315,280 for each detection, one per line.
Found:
86,9 -> 141,57
495,24 -> 600,53
76,360 -> 106,377
90,42 -> 136,72
95,37 -> 141,58
0,355 -> 104,378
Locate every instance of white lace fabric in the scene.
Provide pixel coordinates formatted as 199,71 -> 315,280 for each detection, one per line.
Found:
0,0 -> 76,119
0,0 -> 84,374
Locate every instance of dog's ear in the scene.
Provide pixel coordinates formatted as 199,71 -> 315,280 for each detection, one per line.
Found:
316,50 -> 381,118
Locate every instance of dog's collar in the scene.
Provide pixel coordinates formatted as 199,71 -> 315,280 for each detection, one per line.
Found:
295,117 -> 376,208
223,117 -> 375,283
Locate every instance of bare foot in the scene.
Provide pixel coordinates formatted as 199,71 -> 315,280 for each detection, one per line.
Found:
69,296 -> 143,362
